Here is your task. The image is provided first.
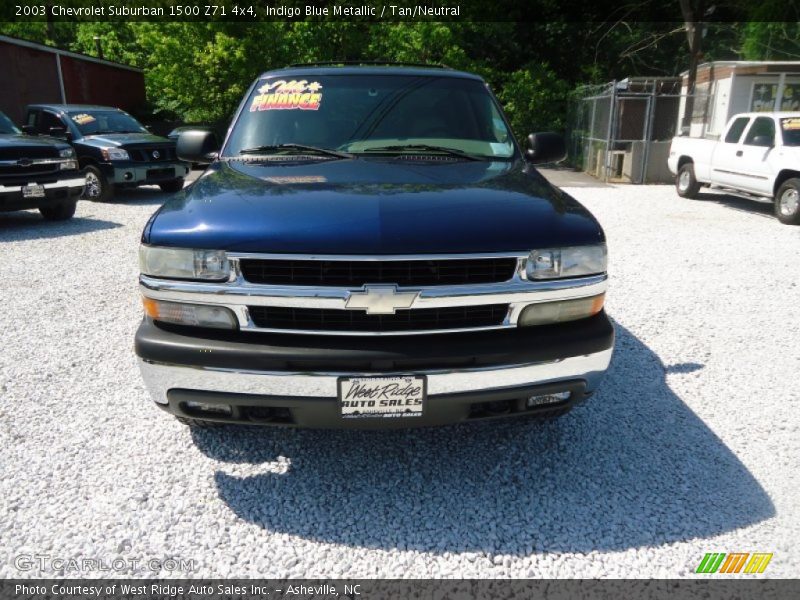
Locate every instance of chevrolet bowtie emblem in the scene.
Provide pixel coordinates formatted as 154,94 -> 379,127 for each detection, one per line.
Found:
345,285 -> 419,315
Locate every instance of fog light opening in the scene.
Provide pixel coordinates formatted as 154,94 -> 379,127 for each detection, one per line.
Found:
526,391 -> 571,408
184,401 -> 232,416
124,172 -> 133,181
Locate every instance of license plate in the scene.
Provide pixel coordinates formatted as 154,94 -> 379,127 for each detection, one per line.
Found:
22,184 -> 45,198
338,376 -> 426,419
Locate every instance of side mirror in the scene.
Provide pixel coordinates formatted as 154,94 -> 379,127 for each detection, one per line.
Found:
177,130 -> 219,164
21,124 -> 37,135
526,132 -> 566,164
751,135 -> 773,148
49,126 -> 70,140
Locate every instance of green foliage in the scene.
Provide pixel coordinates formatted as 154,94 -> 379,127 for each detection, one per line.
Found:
0,20 -> 776,141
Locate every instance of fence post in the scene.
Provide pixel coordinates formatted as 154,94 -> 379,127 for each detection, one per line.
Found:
604,80 -> 617,182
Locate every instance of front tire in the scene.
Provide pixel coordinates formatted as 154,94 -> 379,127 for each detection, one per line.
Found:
676,163 -> 701,199
82,165 -> 114,202
39,199 -> 77,221
159,178 -> 185,193
775,178 -> 800,225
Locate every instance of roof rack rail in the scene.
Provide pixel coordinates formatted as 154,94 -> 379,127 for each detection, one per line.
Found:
286,60 -> 451,69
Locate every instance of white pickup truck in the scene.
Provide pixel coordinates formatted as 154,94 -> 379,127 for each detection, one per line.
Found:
668,112 -> 800,225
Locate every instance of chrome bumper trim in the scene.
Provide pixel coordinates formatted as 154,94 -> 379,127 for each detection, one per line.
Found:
139,268 -> 607,335
138,347 -> 614,405
0,176 -> 85,193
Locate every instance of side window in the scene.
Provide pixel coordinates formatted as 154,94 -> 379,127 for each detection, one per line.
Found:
38,111 -> 65,135
743,117 -> 775,147
724,117 -> 750,144
26,111 -> 38,127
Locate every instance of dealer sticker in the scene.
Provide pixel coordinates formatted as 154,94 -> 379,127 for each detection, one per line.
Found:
250,80 -> 323,112
338,376 -> 425,418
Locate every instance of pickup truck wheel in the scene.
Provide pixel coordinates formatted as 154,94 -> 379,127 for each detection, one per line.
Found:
676,163 -> 701,198
39,199 -> 77,221
775,179 -> 800,225
159,178 -> 185,193
175,416 -> 222,428
82,165 -> 113,202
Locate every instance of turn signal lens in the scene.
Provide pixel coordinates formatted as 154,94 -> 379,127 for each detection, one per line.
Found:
142,297 -> 237,329
517,294 -> 605,327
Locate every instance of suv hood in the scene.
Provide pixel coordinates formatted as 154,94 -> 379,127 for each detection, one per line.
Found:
0,133 -> 69,150
79,133 -> 173,147
145,158 -> 604,254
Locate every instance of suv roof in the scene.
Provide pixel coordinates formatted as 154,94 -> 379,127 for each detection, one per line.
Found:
27,104 -> 123,112
260,64 -> 484,81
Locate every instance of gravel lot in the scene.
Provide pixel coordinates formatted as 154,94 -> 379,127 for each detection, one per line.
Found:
1,174 -> 798,578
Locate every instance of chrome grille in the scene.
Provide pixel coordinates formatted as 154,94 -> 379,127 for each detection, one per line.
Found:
239,257 -> 518,287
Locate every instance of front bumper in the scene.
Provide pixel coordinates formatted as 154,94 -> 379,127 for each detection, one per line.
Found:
136,312 -> 615,428
103,161 -> 189,185
0,176 -> 85,212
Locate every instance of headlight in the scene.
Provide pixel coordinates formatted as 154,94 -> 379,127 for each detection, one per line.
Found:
59,160 -> 78,170
518,294 -> 605,327
100,147 -> 130,161
59,148 -> 74,158
139,245 -> 230,281
142,297 -> 237,329
526,244 -> 607,280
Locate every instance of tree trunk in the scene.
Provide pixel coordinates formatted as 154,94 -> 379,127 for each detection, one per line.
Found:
680,0 -> 705,134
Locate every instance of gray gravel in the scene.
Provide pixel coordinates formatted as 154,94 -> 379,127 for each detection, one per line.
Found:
1,177 -> 798,578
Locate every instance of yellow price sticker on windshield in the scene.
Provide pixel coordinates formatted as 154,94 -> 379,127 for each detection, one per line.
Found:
71,113 -> 96,125
250,80 -> 323,112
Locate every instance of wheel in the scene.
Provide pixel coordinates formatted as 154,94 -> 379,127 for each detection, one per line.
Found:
159,178 -> 185,193
39,199 -> 77,221
676,163 -> 701,198
175,416 -> 222,428
81,165 -> 113,202
775,178 -> 800,225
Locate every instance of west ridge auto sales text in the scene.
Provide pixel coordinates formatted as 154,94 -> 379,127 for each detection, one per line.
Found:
16,584 -> 356,596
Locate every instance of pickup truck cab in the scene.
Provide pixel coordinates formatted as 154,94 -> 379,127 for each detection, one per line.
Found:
0,110 -> 84,220
135,64 -> 614,429
668,112 -> 800,224
24,104 -> 190,202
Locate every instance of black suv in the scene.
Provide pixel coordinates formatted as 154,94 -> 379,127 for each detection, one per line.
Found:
24,104 -> 189,202
0,110 -> 84,220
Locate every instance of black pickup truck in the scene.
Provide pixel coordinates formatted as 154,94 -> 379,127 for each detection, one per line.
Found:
24,104 -> 189,202
0,110 -> 84,220
135,64 -> 614,429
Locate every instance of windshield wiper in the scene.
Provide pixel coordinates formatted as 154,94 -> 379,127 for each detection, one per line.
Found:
358,144 -> 483,161
239,144 -> 354,159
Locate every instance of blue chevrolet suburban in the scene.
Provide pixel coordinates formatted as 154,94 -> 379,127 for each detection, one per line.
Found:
135,64 -> 614,428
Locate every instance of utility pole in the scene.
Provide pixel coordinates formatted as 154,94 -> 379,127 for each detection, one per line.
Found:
680,0 -> 705,134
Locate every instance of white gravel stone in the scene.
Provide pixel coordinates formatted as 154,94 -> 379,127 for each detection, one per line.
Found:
0,179 -> 798,578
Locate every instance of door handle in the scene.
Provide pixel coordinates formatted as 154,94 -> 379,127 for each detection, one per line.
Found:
736,150 -> 743,157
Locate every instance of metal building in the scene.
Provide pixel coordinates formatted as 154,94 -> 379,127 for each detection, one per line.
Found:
0,34 -> 145,125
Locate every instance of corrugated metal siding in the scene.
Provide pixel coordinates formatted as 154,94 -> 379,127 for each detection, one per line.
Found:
0,37 -> 145,126
0,40 -> 62,123
60,55 -> 146,110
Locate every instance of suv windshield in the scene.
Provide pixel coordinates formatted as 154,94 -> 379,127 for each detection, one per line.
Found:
780,118 -> 800,146
67,110 -> 148,136
0,111 -> 20,135
224,74 -> 516,160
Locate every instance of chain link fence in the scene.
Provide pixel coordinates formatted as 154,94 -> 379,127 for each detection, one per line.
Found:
568,79 -> 708,184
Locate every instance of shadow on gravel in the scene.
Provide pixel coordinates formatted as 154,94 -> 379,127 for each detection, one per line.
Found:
107,187 -> 174,206
192,324 -> 774,554
0,212 -> 121,241
695,191 -> 774,219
